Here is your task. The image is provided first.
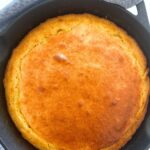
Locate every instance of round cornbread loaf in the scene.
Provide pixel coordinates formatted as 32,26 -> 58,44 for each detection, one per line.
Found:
4,14 -> 149,150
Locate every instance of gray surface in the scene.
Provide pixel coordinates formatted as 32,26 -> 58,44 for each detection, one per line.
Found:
105,0 -> 142,8
0,0 -> 41,27
0,0 -> 143,27
0,144 -> 4,150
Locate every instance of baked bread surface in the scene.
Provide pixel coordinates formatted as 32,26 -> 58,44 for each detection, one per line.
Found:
4,14 -> 149,150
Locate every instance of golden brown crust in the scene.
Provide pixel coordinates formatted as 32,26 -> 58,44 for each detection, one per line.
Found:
4,14 -> 149,150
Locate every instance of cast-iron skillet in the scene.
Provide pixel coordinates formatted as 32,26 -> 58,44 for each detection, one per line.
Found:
0,0 -> 150,149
